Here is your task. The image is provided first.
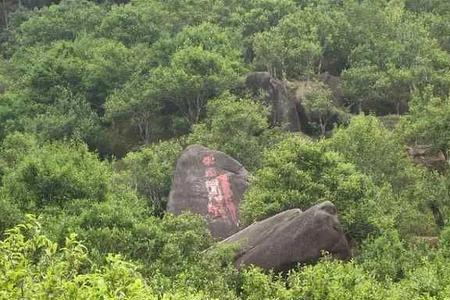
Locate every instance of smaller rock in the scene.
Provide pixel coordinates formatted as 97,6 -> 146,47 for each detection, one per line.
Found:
220,201 -> 350,271
245,71 -> 274,95
406,145 -> 448,171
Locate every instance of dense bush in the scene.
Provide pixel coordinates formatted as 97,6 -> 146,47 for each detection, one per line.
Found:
1,139 -> 110,210
188,93 -> 269,170
329,116 -> 449,235
241,135 -> 377,240
0,216 -> 155,299
120,139 -> 183,214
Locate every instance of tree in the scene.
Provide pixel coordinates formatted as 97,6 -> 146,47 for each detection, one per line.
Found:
136,46 -> 240,126
226,0 -> 295,62
1,0 -> 9,29
173,22 -> 241,59
15,0 -> 106,47
3,36 -> 136,153
1,138 -> 111,210
329,115 -> 449,234
12,36 -> 135,114
105,22 -> 244,147
25,87 -> 102,144
105,47 -> 239,146
98,0 -> 170,46
253,9 -> 322,79
252,5 -> 351,78
188,93 -> 269,170
120,140 -> 183,215
104,75 -> 166,146
400,89 -> 450,153
328,116 -> 415,191
241,135 -> 376,240
302,82 -> 340,136
341,1 -> 450,115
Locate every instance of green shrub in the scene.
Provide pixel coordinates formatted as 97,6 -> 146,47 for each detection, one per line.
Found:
120,139 -> 183,215
329,116 -> 445,236
0,216 -> 156,299
2,140 -> 110,209
188,93 -> 269,170
241,135 -> 376,240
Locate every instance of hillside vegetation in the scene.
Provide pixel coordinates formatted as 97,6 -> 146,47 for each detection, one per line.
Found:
1,0 -> 450,299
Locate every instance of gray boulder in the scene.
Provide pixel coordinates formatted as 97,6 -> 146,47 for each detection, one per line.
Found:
245,71 -> 275,95
167,145 -> 248,239
245,72 -> 303,131
220,201 -> 350,271
406,145 -> 448,172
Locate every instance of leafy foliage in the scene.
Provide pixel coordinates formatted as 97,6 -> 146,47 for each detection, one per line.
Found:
241,135 -> 376,239
120,139 -> 183,215
1,0 -> 450,298
2,138 -> 110,210
0,216 -> 156,299
188,93 -> 269,170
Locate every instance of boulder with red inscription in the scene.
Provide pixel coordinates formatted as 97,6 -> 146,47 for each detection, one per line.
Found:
167,145 -> 249,239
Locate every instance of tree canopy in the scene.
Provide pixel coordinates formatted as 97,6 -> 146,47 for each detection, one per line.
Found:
1,0 -> 450,299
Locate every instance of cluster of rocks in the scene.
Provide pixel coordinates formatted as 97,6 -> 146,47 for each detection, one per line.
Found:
165,71 -> 449,271
167,145 -> 350,271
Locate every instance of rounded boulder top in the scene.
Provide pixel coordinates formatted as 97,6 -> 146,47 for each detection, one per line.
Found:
167,145 -> 249,240
220,201 -> 350,272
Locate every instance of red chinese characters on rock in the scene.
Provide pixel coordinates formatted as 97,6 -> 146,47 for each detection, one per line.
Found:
202,154 -> 238,225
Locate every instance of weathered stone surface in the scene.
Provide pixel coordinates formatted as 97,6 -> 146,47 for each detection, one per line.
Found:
245,71 -> 274,95
406,145 -> 448,171
245,72 -> 303,131
245,72 -> 351,134
167,145 -> 248,239
220,201 -> 350,271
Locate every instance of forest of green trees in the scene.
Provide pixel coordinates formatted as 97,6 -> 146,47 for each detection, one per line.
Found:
1,0 -> 450,298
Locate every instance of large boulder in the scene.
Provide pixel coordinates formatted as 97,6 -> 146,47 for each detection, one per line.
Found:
220,201 -> 350,271
245,72 -> 350,134
167,145 -> 249,239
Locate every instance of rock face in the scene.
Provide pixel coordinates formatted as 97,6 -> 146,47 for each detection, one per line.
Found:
245,72 -> 345,133
406,145 -> 448,172
245,71 -> 275,95
220,201 -> 350,271
167,145 -> 249,239
245,72 -> 303,131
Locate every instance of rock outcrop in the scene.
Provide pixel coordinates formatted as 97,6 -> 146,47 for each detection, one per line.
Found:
167,145 -> 248,239
220,201 -> 350,271
245,72 -> 303,131
245,71 -> 275,95
406,145 -> 448,171
244,72 -> 345,133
